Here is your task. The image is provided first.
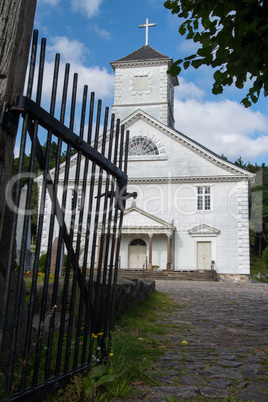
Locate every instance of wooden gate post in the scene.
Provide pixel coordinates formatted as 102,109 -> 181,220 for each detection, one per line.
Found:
0,0 -> 37,271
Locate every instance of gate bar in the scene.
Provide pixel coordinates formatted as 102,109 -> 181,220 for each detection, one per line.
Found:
11,95 -> 127,184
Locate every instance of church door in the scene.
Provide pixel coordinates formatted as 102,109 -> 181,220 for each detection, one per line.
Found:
128,239 -> 147,269
197,241 -> 211,270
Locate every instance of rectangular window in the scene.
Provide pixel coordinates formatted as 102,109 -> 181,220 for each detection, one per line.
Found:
71,188 -> 83,211
197,186 -> 211,211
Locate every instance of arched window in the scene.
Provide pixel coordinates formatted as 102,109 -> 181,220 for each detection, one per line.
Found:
129,239 -> 146,246
128,137 -> 159,156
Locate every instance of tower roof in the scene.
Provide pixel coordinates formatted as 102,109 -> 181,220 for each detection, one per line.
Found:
114,45 -> 170,62
110,45 -> 176,72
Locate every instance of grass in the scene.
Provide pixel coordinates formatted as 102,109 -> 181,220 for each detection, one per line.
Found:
45,290 -> 175,401
250,253 -> 268,282
250,253 -> 267,275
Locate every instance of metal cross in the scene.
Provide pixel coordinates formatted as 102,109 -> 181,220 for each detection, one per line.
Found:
138,18 -> 156,46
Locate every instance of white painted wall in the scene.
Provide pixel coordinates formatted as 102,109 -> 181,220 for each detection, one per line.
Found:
122,177 -> 250,275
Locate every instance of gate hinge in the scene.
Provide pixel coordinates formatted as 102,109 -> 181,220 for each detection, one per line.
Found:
0,101 -> 19,137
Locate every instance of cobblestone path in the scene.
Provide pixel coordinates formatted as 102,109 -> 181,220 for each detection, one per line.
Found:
132,280 -> 268,401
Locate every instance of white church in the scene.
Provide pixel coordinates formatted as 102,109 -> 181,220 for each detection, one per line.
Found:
37,20 -> 254,282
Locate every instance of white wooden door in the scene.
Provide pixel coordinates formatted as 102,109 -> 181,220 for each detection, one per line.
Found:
197,241 -> 211,270
128,245 -> 146,269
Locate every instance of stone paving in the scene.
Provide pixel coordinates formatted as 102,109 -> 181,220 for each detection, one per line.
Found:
130,280 -> 268,401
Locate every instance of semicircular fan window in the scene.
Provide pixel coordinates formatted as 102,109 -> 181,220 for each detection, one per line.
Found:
129,136 -> 159,156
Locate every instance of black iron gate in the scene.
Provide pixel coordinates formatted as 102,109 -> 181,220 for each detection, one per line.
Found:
0,30 -> 133,401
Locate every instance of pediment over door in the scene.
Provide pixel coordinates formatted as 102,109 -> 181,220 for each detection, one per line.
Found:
188,224 -> 220,237
98,205 -> 175,237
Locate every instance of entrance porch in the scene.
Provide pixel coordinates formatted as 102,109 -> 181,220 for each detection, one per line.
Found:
118,205 -> 175,271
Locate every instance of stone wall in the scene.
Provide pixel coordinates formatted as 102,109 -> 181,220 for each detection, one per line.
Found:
114,277 -> 155,318
216,274 -> 249,283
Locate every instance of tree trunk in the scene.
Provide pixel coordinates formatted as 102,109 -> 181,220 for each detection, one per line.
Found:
0,0 -> 37,261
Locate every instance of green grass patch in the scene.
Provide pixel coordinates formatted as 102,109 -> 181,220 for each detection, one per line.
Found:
110,290 -> 175,371
45,290 -> 175,401
250,253 -> 267,275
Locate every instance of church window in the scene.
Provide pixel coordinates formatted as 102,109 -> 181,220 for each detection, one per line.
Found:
71,188 -> 83,211
129,137 -> 159,155
130,239 -> 146,246
133,76 -> 149,91
197,186 -> 211,210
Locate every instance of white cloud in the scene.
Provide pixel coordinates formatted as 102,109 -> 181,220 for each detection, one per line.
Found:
28,36 -> 114,120
70,0 -> 103,18
38,0 -> 61,5
90,24 -> 112,41
178,38 -> 199,56
174,96 -> 268,163
176,77 -> 205,101
47,36 -> 90,64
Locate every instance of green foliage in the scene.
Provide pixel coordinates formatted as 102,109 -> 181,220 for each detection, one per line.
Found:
38,253 -> 47,273
103,376 -> 132,398
263,247 -> 268,268
250,253 -> 267,276
45,290 -> 175,401
236,161 -> 268,257
62,365 -> 117,401
164,0 -> 268,107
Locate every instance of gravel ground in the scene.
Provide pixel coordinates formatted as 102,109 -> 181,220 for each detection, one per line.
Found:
125,280 -> 268,401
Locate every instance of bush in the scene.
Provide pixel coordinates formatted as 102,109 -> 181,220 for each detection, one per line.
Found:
263,247 -> 268,269
38,253 -> 47,273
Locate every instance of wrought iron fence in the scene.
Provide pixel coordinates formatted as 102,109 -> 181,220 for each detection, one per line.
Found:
0,30 -> 131,401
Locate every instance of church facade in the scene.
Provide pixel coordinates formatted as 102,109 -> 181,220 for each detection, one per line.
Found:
37,39 -> 254,281
109,43 -> 254,281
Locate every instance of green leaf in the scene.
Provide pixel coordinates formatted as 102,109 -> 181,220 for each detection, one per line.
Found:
165,0 -> 267,106
250,93 -> 259,103
241,97 -> 252,108
168,64 -> 182,76
179,25 -> 187,36
184,54 -> 197,61
212,82 -> 223,95
96,374 -> 117,387
192,58 -> 204,69
183,60 -> 191,69
197,47 -> 208,57
213,69 -> 223,81
90,365 -> 107,379
235,77 -> 245,89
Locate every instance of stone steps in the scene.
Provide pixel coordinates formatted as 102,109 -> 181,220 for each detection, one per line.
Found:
118,269 -> 216,281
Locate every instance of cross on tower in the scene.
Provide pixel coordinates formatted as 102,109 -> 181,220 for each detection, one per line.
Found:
138,18 -> 156,46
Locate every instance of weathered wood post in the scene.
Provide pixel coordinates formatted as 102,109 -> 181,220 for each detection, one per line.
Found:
0,0 -> 37,273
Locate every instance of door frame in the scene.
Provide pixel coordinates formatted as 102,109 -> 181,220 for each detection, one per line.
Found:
197,241 -> 212,270
128,238 -> 147,269
192,236 -> 217,271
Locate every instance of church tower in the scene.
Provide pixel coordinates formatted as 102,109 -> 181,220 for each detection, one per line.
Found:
110,19 -> 179,128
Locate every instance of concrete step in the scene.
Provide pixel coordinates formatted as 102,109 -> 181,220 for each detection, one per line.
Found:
118,269 -> 216,281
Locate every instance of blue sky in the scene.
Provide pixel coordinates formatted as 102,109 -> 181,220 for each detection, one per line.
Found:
32,0 -> 268,165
